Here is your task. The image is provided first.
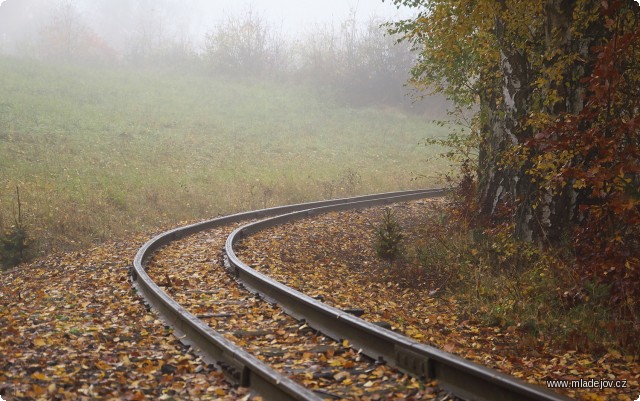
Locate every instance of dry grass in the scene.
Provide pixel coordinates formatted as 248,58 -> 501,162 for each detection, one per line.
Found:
0,56 -> 454,262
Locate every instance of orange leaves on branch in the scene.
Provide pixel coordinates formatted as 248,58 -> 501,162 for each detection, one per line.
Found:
527,2 -> 640,330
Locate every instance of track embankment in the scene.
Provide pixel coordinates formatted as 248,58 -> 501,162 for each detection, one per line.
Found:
233,199 -> 639,401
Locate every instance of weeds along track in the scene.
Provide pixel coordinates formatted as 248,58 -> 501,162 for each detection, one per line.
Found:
132,189 -> 571,401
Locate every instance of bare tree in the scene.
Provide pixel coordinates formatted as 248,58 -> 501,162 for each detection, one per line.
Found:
203,8 -> 288,77
39,0 -> 88,61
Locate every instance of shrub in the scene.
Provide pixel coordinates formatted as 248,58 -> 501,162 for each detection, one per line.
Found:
374,208 -> 404,261
1,187 -> 29,270
1,225 -> 28,269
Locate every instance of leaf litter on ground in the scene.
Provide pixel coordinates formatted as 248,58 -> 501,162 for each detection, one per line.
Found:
145,222 -> 456,401
234,199 -> 640,401
0,230 -> 257,401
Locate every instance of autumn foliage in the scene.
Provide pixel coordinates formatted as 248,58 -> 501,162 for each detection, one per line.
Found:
527,2 -> 640,322
390,0 -> 639,349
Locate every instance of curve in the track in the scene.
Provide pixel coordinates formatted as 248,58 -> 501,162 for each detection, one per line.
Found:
131,189 -> 444,401
224,193 -> 574,401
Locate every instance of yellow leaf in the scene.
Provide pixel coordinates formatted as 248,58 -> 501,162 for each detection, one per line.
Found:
607,349 -> 622,359
30,384 -> 45,396
31,372 -> 48,381
582,393 -> 606,401
334,371 -> 349,381
342,360 -> 355,369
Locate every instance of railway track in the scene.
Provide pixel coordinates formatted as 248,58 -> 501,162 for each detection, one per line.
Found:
131,189 -> 573,401
143,217 -> 448,400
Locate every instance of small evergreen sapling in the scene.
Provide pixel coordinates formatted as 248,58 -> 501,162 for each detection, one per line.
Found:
375,208 -> 403,261
0,187 -> 28,270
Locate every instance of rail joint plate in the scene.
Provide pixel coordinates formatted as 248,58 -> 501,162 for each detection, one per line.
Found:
395,345 -> 433,379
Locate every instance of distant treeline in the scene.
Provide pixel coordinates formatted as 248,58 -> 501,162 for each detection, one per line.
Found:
0,0 -> 449,116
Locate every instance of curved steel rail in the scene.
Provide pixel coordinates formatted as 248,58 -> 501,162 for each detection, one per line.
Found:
131,189 -> 444,401
225,194 -> 575,401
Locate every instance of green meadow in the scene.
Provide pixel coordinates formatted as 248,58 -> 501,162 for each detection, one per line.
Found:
0,57 -> 453,256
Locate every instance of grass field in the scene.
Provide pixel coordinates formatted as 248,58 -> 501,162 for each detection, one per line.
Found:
0,57 -> 453,258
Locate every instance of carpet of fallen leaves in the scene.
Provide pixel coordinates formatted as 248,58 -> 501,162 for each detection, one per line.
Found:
146,222 -> 456,401
0,232 -> 255,401
235,199 -> 640,401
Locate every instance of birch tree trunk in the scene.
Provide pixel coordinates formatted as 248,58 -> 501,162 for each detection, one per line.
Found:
478,1 -> 537,241
478,0 -> 596,244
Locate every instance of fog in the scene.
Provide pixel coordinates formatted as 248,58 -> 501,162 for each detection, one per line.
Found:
0,0 -> 413,54
0,0 -> 449,114
0,0 -> 454,258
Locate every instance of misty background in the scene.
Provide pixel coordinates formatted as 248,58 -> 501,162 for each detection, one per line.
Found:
0,0 -> 449,113
0,0 -> 456,258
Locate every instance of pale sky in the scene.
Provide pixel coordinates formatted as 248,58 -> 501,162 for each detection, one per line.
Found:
0,0 -> 414,47
206,0 -> 412,28
175,0 -> 412,37
0,0 -> 412,33
167,0 -> 413,38
190,0 -> 413,36
0,0 -> 416,54
0,0 -> 410,20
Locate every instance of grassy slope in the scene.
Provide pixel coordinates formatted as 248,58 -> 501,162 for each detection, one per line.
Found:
0,57 -> 452,254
